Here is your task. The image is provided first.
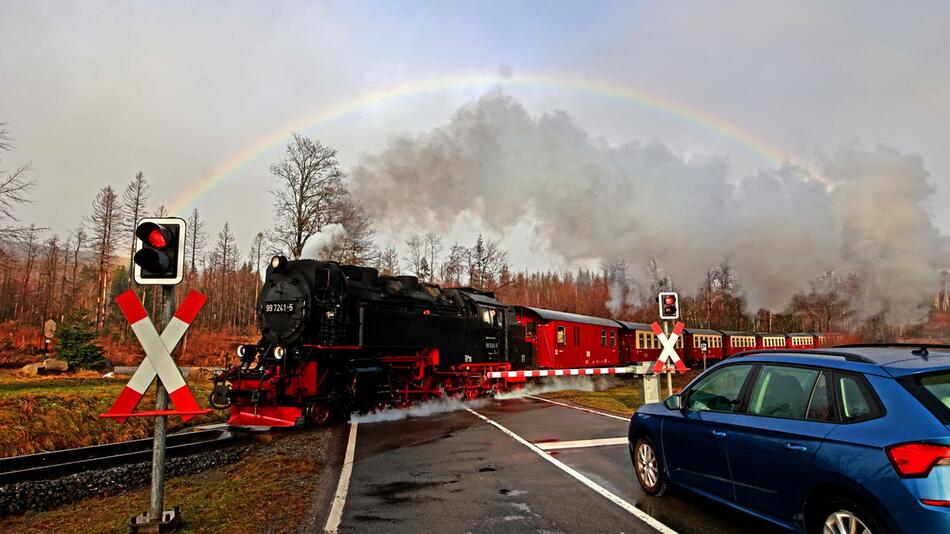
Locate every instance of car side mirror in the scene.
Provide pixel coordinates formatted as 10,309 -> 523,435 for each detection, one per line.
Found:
664,394 -> 683,410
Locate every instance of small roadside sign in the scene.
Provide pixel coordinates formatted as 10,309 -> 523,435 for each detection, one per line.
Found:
44,319 -> 56,339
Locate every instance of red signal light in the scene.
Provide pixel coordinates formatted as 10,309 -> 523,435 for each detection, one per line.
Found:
886,442 -> 950,478
147,228 -> 168,249
664,295 -> 675,306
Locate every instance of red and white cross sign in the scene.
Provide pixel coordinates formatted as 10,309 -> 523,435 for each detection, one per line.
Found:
100,290 -> 210,423
651,321 -> 689,374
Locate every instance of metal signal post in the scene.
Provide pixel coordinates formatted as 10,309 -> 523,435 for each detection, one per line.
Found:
150,285 -> 174,526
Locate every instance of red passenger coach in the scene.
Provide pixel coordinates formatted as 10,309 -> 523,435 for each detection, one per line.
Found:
616,321 -> 683,363
682,328 -> 724,362
786,333 -> 815,349
756,333 -> 787,350
515,307 -> 621,368
721,331 -> 757,357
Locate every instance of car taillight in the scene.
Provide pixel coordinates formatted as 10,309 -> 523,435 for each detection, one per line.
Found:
886,442 -> 950,478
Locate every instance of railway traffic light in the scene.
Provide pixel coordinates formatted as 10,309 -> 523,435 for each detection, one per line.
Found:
133,217 -> 185,285
658,291 -> 679,320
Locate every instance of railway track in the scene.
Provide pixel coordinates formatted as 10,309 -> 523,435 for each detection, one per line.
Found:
0,427 -> 242,486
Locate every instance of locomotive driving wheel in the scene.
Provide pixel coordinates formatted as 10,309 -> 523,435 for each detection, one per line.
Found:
304,401 -> 330,426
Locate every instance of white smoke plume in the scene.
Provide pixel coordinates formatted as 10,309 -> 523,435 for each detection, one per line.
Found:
494,375 -> 621,400
300,223 -> 347,260
352,89 -> 950,321
350,396 -> 489,423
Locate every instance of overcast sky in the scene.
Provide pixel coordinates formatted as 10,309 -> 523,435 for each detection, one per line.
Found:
2,0 -> 948,272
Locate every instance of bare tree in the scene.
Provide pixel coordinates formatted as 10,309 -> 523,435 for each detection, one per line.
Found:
404,234 -> 425,278
18,224 -> 41,320
326,194 -> 376,265
467,235 -> 509,291
423,232 -> 442,283
186,207 -> 208,274
41,235 -> 60,320
0,123 -> 35,237
70,228 -> 84,306
86,186 -> 122,330
269,133 -> 345,258
249,231 -> 265,295
121,172 -> 149,289
440,244 -> 467,287
378,245 -> 400,276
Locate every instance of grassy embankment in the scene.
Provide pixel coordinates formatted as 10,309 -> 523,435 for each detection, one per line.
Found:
0,434 -> 322,534
541,370 -> 702,416
0,370 -> 227,457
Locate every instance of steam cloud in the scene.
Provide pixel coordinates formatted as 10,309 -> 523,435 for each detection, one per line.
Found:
351,89 -> 949,321
300,223 -> 347,260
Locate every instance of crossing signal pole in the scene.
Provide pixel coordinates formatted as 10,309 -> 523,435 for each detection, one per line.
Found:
132,217 -> 186,532
658,292 -> 679,395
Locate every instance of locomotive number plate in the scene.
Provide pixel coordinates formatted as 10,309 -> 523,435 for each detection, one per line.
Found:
264,301 -> 295,313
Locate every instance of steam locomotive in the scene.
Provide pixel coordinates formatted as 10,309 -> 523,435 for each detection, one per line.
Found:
212,256 -> 528,426
211,256 -> 842,427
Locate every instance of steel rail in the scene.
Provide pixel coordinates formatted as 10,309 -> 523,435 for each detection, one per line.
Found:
0,428 -> 241,485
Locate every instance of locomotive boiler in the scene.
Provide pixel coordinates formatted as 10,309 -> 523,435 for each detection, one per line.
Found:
212,256 -> 527,426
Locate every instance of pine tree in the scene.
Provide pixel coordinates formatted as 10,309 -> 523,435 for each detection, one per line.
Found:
57,308 -> 107,370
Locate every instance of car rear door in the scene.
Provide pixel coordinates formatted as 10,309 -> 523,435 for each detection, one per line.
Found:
662,363 -> 755,500
727,365 -> 837,520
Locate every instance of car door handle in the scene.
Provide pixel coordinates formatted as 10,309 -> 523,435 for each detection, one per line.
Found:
710,430 -> 727,437
784,443 -> 808,452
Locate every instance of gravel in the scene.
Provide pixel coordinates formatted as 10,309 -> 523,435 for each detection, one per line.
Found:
0,443 -> 250,517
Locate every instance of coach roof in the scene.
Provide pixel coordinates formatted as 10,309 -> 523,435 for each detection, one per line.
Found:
516,306 -> 620,328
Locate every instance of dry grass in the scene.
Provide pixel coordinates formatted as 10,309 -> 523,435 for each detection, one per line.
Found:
0,370 -> 227,457
0,439 -> 320,534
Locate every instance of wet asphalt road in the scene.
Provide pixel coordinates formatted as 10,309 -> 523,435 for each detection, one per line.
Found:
334,397 -> 786,533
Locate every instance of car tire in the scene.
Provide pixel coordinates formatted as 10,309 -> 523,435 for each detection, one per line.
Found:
807,495 -> 889,534
632,436 -> 668,497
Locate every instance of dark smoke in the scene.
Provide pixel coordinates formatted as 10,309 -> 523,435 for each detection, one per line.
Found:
351,89 -> 950,321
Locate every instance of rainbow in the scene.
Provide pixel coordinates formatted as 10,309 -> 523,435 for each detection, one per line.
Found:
168,71 -> 812,214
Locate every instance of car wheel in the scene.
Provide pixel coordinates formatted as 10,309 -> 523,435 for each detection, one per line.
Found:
633,436 -> 668,496
809,496 -> 888,534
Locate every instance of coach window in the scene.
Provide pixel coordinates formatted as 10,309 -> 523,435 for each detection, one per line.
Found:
526,322 -> 536,339
601,329 -> 607,347
610,330 -> 617,347
557,326 -> 566,346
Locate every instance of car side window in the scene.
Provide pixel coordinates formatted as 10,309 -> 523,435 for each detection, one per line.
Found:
806,371 -> 834,422
837,374 -> 881,422
748,365 -> 819,419
685,364 -> 753,412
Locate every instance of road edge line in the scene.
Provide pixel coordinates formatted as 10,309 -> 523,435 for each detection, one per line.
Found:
324,421 -> 359,533
466,408 -> 676,534
524,394 -> 630,421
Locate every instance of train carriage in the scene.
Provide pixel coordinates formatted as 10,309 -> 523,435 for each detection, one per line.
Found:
514,307 -> 621,368
785,333 -> 815,349
682,328 -> 724,363
719,331 -> 757,357
616,321 -> 683,363
756,332 -> 787,350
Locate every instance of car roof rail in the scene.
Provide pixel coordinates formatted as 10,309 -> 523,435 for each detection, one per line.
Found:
834,342 -> 950,358
726,349 -> 876,364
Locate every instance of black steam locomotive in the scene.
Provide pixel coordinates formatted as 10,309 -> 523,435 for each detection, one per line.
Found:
213,256 -> 528,426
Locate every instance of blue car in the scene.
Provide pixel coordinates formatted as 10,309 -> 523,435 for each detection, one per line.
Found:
628,345 -> 950,533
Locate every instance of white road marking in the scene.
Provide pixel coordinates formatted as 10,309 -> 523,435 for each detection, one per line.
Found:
324,421 -> 359,534
467,408 -> 677,534
525,395 -> 631,422
535,437 -> 629,451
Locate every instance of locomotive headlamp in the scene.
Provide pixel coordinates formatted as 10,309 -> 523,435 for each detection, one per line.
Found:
274,346 -> 286,359
236,345 -> 246,358
271,255 -> 288,270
